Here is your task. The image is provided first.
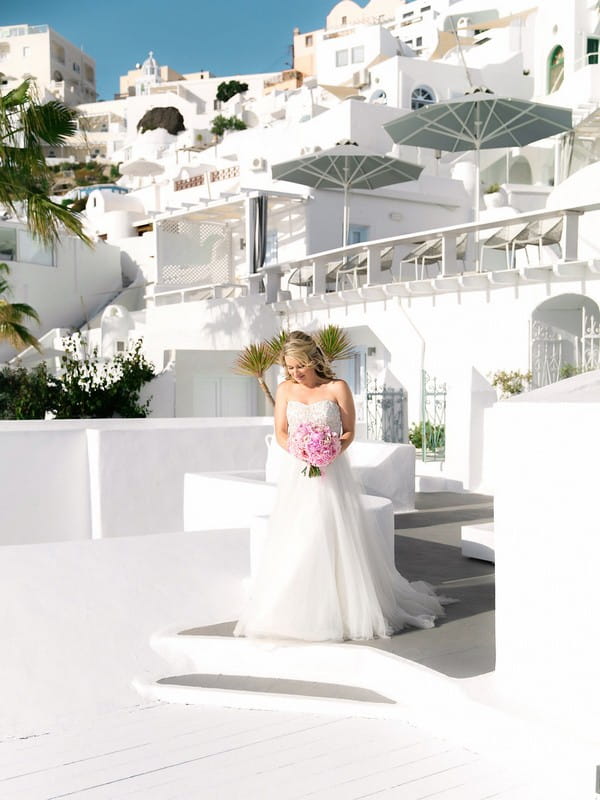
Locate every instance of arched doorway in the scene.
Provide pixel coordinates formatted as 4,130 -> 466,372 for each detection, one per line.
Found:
548,45 -> 564,94
530,294 -> 599,387
508,155 -> 532,184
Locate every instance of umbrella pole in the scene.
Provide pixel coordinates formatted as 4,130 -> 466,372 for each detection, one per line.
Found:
343,184 -> 349,249
475,145 -> 481,272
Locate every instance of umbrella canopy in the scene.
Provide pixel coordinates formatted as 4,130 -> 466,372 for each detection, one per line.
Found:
119,158 -> 165,179
272,143 -> 423,245
383,92 -> 572,220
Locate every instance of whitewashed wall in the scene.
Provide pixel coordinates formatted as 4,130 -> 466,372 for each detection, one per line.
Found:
0,529 -> 249,737
0,232 -> 122,362
0,418 -> 273,545
492,371 -> 600,740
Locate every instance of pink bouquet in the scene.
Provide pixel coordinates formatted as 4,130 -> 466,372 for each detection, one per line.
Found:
288,422 -> 341,478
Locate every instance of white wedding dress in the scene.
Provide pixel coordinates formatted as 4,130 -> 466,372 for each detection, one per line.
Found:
234,399 -> 449,642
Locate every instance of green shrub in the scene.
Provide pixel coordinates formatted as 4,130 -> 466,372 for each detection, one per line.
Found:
0,362 -> 58,419
490,369 -> 531,398
408,421 -> 445,450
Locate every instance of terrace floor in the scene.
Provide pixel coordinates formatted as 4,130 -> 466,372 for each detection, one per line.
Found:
1,493 -> 533,800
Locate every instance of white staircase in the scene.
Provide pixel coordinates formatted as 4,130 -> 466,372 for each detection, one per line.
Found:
133,621 -> 468,721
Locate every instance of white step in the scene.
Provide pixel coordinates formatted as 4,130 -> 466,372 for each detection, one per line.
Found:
461,521 -> 495,562
134,625 -> 468,721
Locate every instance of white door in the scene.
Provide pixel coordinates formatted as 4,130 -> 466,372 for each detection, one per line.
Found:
192,375 -> 257,416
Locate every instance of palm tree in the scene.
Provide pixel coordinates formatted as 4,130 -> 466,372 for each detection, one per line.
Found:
233,342 -> 277,406
233,325 -> 355,409
0,263 -> 41,351
0,79 -> 90,245
315,324 -> 355,362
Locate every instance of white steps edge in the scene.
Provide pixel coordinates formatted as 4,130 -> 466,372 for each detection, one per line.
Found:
461,522 -> 495,563
148,628 -> 467,711
132,676 -> 400,720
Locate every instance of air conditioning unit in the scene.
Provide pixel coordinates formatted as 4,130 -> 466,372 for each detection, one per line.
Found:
251,157 -> 267,171
352,68 -> 370,88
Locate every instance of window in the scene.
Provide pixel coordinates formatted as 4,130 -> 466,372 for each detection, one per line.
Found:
351,46 -> 364,64
587,38 -> 599,66
22,46 -> 30,57
411,85 -> 436,110
347,224 -> 370,245
0,227 -> 17,261
416,36 -> 423,47
403,10 -> 414,18
548,45 -> 564,93
335,49 -> 349,67
265,231 -> 278,265
305,34 -> 313,47
18,229 -> 53,266
341,15 -> 347,25
421,5 -> 431,11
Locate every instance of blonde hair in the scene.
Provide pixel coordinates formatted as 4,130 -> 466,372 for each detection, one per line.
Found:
281,331 -> 336,382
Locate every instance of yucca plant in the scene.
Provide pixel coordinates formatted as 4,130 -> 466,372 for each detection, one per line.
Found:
315,324 -> 355,362
233,342 -> 277,407
0,262 -> 41,351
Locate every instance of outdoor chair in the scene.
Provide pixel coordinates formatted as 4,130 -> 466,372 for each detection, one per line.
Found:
517,216 -> 563,263
401,233 -> 468,280
287,260 -> 341,292
479,217 -> 563,271
479,221 -> 530,270
335,246 -> 394,291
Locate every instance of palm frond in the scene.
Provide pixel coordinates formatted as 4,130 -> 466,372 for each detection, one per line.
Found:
315,324 -> 355,362
0,318 -> 41,351
266,330 -> 289,362
2,301 -> 40,324
233,342 -> 276,377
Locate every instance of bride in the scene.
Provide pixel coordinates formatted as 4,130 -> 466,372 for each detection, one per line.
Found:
234,330 -> 451,642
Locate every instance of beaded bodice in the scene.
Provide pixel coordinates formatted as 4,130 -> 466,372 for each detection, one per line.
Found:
286,399 -> 342,434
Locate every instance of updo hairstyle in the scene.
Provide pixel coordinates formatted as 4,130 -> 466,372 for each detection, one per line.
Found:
281,330 -> 336,382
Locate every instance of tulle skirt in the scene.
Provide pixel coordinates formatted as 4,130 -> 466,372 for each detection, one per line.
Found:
234,449 -> 449,642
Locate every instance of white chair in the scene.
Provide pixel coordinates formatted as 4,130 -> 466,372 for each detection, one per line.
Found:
402,233 -> 468,279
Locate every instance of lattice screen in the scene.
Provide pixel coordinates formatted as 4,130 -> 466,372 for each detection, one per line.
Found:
158,219 -> 231,285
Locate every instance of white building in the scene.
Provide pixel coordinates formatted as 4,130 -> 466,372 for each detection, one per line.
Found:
0,23 -> 96,106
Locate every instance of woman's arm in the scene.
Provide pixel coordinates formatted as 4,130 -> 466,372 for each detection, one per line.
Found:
274,381 -> 290,450
334,380 -> 356,452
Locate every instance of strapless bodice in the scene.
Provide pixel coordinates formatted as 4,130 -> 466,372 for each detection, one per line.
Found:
286,399 -> 342,433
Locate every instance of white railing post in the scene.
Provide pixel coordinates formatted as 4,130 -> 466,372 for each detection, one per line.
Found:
441,231 -> 457,276
562,210 -> 581,262
247,274 -> 263,296
366,246 -> 383,285
312,259 -> 326,295
263,265 -> 282,303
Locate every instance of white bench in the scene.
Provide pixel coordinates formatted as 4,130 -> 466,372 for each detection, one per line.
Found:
265,436 -> 415,512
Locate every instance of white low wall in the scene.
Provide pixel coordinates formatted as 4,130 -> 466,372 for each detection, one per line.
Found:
492,371 -> 600,739
0,418 -> 274,544
0,529 -> 249,738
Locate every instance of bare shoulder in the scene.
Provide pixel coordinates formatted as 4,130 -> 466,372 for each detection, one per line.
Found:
330,379 -> 352,400
276,379 -> 292,401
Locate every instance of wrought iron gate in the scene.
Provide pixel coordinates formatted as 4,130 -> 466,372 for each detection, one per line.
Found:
581,309 -> 600,372
366,380 -> 406,443
420,370 -> 446,462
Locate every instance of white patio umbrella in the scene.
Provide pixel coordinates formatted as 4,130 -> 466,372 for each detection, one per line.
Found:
272,142 -> 423,246
119,158 -> 164,185
383,90 -> 573,222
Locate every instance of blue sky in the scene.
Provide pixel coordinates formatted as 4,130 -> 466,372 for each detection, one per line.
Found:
4,0 -> 334,100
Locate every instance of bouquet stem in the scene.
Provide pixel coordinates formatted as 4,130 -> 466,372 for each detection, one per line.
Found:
301,464 -> 322,478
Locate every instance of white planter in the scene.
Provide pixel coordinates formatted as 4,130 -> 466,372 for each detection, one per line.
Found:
483,191 -> 506,209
